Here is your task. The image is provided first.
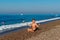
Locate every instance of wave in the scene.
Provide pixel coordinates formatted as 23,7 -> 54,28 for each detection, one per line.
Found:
0,17 -> 60,32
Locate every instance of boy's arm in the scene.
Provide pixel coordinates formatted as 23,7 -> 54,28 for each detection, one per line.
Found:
36,23 -> 39,27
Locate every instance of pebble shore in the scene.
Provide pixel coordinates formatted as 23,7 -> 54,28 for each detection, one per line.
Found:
0,20 -> 60,40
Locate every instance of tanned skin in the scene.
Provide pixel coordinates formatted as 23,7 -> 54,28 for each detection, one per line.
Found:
27,19 -> 39,32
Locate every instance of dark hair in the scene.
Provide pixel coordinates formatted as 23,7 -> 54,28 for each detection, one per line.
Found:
32,18 -> 35,21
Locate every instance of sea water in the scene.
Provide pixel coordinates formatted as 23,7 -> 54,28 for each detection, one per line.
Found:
0,13 -> 60,26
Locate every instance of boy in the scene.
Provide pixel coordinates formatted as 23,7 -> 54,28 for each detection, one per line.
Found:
27,19 -> 39,32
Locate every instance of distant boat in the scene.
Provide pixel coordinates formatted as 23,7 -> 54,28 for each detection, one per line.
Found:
56,14 -> 58,17
20,13 -> 23,15
22,20 -> 25,23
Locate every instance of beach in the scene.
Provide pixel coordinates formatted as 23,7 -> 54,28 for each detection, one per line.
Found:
0,20 -> 60,40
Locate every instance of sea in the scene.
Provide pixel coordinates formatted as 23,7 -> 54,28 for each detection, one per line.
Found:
0,13 -> 60,26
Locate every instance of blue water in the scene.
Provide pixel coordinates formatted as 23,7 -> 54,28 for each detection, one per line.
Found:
0,13 -> 60,26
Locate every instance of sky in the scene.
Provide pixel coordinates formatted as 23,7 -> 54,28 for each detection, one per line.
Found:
0,0 -> 60,14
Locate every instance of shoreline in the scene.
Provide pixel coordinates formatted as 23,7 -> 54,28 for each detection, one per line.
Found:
0,20 -> 60,40
0,17 -> 60,33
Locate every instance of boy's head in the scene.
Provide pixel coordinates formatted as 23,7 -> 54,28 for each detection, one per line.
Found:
32,19 -> 36,23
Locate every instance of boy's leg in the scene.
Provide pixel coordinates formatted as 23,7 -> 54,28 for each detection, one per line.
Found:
27,28 -> 34,32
